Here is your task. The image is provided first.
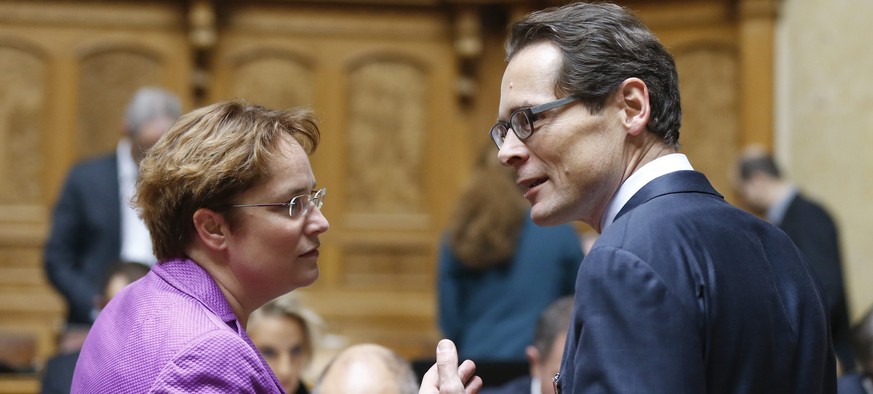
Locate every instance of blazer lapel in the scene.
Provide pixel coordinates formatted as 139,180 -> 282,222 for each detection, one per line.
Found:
615,170 -> 723,222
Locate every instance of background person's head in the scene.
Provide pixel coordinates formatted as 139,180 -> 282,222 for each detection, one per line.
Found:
314,344 -> 419,394
122,87 -> 182,164
248,294 -> 323,393
101,261 -> 150,305
135,99 -> 328,316
527,296 -> 574,394
733,146 -> 787,214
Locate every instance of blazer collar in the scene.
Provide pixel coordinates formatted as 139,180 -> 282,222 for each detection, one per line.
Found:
614,170 -> 723,222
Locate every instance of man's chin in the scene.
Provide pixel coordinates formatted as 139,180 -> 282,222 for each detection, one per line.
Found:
530,206 -> 565,227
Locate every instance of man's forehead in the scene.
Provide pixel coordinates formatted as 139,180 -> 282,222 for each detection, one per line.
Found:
500,42 -> 562,107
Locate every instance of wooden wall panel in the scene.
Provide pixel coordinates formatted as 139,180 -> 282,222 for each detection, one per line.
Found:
0,44 -> 46,205
675,46 -> 739,198
228,50 -> 314,109
78,48 -> 163,159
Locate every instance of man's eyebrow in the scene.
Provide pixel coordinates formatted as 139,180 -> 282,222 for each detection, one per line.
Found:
499,101 -> 534,120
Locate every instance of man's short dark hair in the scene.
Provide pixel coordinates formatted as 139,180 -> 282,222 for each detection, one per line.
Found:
738,154 -> 782,181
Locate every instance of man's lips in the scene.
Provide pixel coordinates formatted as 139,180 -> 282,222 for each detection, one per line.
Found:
518,177 -> 548,191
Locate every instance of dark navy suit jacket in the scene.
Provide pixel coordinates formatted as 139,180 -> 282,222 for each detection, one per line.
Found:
44,153 -> 121,325
779,192 -> 854,371
557,171 -> 836,393
480,375 -> 532,394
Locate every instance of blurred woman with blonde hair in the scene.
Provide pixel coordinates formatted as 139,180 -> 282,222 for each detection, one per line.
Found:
249,294 -> 324,394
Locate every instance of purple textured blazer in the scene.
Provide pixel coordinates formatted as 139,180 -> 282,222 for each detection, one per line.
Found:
71,258 -> 284,393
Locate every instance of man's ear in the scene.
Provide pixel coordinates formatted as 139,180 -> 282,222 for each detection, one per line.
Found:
525,345 -> 540,376
192,208 -> 228,251
617,77 -> 650,136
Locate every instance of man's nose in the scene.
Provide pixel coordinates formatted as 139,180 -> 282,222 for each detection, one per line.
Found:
497,130 -> 528,167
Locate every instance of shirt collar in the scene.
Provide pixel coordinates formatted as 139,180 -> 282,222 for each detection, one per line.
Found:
116,137 -> 137,180
767,184 -> 797,225
600,153 -> 694,231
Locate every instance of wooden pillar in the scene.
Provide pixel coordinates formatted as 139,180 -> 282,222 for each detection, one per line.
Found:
738,0 -> 779,150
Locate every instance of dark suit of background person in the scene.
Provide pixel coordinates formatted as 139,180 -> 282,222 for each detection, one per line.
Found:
838,305 -> 873,394
736,147 -> 855,372
482,296 -> 574,394
438,145 -> 582,365
43,87 -> 181,329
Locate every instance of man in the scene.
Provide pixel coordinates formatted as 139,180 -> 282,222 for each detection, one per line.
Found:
735,147 -> 854,372
421,3 -> 835,393
315,344 -> 419,394
44,87 -> 181,328
481,296 -> 573,394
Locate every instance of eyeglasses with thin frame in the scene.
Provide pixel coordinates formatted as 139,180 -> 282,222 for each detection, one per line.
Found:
489,96 -> 578,149
230,187 -> 326,219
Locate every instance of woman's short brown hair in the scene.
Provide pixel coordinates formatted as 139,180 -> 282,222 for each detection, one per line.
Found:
135,99 -> 320,262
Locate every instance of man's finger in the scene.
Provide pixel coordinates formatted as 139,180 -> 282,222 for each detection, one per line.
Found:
465,376 -> 483,394
436,339 -> 468,393
457,359 -> 477,385
419,363 -> 439,394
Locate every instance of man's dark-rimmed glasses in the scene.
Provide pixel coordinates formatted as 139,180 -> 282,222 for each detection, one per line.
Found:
489,96 -> 578,149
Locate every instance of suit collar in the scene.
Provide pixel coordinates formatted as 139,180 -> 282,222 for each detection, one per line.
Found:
601,153 -> 694,229
614,170 -> 723,222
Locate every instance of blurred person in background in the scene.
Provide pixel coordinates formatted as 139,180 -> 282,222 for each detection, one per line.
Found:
438,143 -> 582,367
482,296 -> 574,394
44,87 -> 181,344
71,100 -> 328,392
735,146 -> 854,372
248,293 -> 325,394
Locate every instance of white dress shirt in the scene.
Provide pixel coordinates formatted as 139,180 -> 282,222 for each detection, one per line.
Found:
600,153 -> 694,231
117,138 -> 157,266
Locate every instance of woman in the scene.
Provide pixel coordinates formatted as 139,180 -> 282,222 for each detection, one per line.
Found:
248,294 -> 323,394
438,144 -> 583,363
72,100 -> 329,392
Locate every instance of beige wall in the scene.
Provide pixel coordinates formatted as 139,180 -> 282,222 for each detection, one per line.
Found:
777,0 -> 873,321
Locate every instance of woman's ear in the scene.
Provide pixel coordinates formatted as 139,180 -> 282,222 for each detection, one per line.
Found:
617,77 -> 651,136
192,208 -> 228,251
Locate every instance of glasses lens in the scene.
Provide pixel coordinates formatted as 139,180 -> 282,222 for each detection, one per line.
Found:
509,110 -> 532,140
289,195 -> 306,217
289,188 -> 326,218
490,124 -> 507,148
312,188 -> 326,210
